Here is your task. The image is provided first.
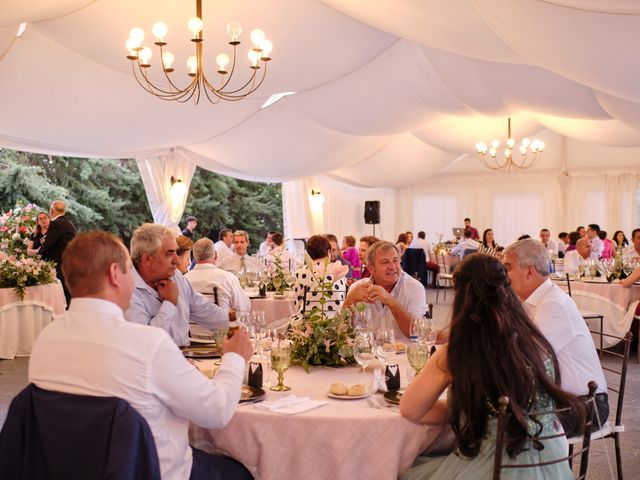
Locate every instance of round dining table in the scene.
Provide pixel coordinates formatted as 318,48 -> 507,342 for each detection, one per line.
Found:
190,353 -> 451,480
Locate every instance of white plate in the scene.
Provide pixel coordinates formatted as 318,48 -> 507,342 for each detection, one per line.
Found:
327,391 -> 370,400
581,279 -> 607,284
189,337 -> 216,344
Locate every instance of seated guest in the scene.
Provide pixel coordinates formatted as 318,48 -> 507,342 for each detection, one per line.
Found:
517,234 -> 531,241
613,230 -> 628,249
478,228 -> 500,256
341,235 -> 361,279
539,228 -> 558,255
293,235 -> 348,320
564,237 -> 597,275
503,239 -> 608,432
409,230 -> 432,257
176,235 -> 193,274
396,232 -> 409,257
29,231 -> 253,480
215,228 -> 234,262
565,230 -> 580,253
577,225 -> 586,238
27,211 -> 50,256
185,238 -> 251,312
450,228 -> 479,258
623,228 -> 640,262
400,254 -> 582,479
125,223 -> 228,347
357,235 -> 380,279
217,230 -> 261,274
599,230 -> 615,260
181,215 -> 197,239
326,234 -> 352,279
258,231 -> 276,257
405,231 -> 414,245
587,224 -> 604,258
557,231 -> 569,258
344,241 -> 426,339
267,232 -> 294,268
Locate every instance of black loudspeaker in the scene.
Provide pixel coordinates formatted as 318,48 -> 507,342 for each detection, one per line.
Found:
364,201 -> 380,225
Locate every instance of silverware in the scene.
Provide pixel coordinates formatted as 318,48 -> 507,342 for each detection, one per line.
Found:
238,398 -> 264,407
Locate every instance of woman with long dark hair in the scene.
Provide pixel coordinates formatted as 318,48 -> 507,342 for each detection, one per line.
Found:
613,230 -> 628,249
27,212 -> 50,256
478,228 -> 500,256
399,254 -> 584,479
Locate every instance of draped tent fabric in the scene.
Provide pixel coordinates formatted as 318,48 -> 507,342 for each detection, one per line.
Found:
0,1 -> 639,233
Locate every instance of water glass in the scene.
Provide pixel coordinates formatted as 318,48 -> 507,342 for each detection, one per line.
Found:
353,331 -> 375,374
374,328 -> 396,365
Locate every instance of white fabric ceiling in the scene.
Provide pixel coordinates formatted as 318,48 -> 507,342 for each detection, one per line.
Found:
1,0 -> 640,187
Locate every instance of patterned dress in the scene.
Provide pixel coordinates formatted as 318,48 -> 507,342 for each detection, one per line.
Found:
400,358 -> 571,480
291,261 -> 347,322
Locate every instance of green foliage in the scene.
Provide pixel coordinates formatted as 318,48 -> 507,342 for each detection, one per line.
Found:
183,168 -> 283,253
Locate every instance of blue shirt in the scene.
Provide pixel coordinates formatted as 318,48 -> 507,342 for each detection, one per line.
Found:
125,267 -> 229,346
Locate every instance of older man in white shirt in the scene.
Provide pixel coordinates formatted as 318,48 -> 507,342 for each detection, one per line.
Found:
124,224 -> 228,346
214,228 -> 234,262
185,238 -> 251,312
344,241 -> 427,340
563,237 -> 597,275
217,230 -> 262,274
502,239 -> 608,433
28,231 -> 253,480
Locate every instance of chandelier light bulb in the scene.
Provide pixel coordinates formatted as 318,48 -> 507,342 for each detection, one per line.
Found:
139,46 -> 152,65
522,137 -> 531,147
491,139 -> 500,149
152,22 -> 168,42
187,16 -> 203,37
129,27 -> 145,45
216,53 -> 230,72
475,142 -> 487,153
506,137 -> 515,149
259,39 -> 273,58
250,29 -> 265,48
519,145 -> 528,155
489,147 -> 497,157
187,55 -> 198,75
227,22 -> 242,41
504,148 -> 512,159
126,38 -> 139,55
248,49 -> 260,66
162,51 -> 175,70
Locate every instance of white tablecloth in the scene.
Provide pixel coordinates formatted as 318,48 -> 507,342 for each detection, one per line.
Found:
0,282 -> 66,359
190,354 -> 451,480
250,295 -> 295,327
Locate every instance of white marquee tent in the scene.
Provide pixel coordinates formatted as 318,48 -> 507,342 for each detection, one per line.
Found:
1,0 -> 640,244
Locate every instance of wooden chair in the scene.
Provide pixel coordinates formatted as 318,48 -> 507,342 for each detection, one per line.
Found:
435,253 -> 454,303
201,286 -> 220,305
493,381 -> 597,480
567,330 -> 632,480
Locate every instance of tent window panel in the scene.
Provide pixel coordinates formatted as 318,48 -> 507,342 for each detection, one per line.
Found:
413,195 -> 456,244
492,194 -> 543,245
584,191 -> 606,229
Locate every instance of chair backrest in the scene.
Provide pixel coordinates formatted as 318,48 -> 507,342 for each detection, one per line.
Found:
437,253 -> 450,274
493,381 -> 597,480
462,248 -> 478,258
0,384 -> 161,480
589,330 -> 632,429
401,248 -> 427,285
200,285 -> 220,305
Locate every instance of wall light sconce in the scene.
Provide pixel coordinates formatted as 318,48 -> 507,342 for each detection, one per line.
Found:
310,189 -> 324,205
170,176 -> 188,202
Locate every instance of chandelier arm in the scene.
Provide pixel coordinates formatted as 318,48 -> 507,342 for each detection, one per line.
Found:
202,83 -> 223,104
157,44 -> 199,95
205,61 -> 266,99
202,66 -> 258,97
207,43 -> 239,93
134,58 -> 198,101
478,154 -> 508,170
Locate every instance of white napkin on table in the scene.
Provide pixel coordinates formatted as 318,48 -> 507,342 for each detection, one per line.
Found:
371,368 -> 388,393
255,395 -> 327,415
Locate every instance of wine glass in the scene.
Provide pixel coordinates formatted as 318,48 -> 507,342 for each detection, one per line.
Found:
407,342 -> 429,376
353,331 -> 375,375
211,328 -> 227,353
272,275 -> 283,294
419,318 -> 437,353
374,328 -> 396,365
283,271 -> 295,290
270,340 -> 291,391
353,305 -> 371,331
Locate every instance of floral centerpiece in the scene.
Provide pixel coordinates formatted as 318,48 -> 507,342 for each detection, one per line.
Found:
287,256 -> 355,372
0,257 -> 56,300
433,233 -> 449,256
267,253 -> 288,294
0,201 -> 40,257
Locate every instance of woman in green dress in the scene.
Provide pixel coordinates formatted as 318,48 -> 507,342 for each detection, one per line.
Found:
400,253 -> 585,479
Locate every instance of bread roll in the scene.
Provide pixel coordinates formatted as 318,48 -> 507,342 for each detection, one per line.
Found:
347,384 -> 367,396
330,382 -> 349,395
395,341 -> 406,352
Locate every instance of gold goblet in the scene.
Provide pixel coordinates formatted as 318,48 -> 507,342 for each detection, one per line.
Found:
270,342 -> 291,391
407,343 -> 429,376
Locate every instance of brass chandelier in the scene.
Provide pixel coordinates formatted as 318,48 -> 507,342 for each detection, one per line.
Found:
125,0 -> 272,104
475,118 -> 545,170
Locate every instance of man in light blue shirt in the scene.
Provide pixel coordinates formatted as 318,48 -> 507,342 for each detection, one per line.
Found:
125,223 -> 228,346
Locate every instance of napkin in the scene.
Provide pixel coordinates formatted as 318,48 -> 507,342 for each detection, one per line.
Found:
371,367 -> 388,393
255,395 -> 327,415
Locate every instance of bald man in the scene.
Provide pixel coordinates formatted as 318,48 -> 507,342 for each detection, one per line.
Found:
39,200 -> 76,305
563,237 -> 597,275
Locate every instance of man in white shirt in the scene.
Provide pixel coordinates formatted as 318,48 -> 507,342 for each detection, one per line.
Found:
215,229 -> 234,262
185,238 -> 251,312
563,237 -> 597,275
267,232 -> 294,269
587,224 -> 604,258
29,231 -> 253,480
450,228 -> 480,258
623,228 -> 640,262
557,232 -> 569,257
344,241 -> 427,340
217,230 -> 262,274
409,230 -> 432,257
539,228 -> 558,256
502,239 -> 608,432
124,223 -> 229,346
258,231 -> 276,257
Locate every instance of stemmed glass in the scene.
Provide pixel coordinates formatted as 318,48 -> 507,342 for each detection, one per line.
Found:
353,305 -> 371,331
283,270 -> 295,291
270,340 -> 291,391
407,342 -> 429,377
353,331 -> 375,375
419,318 -> 437,354
272,275 -> 283,294
374,328 -> 396,365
